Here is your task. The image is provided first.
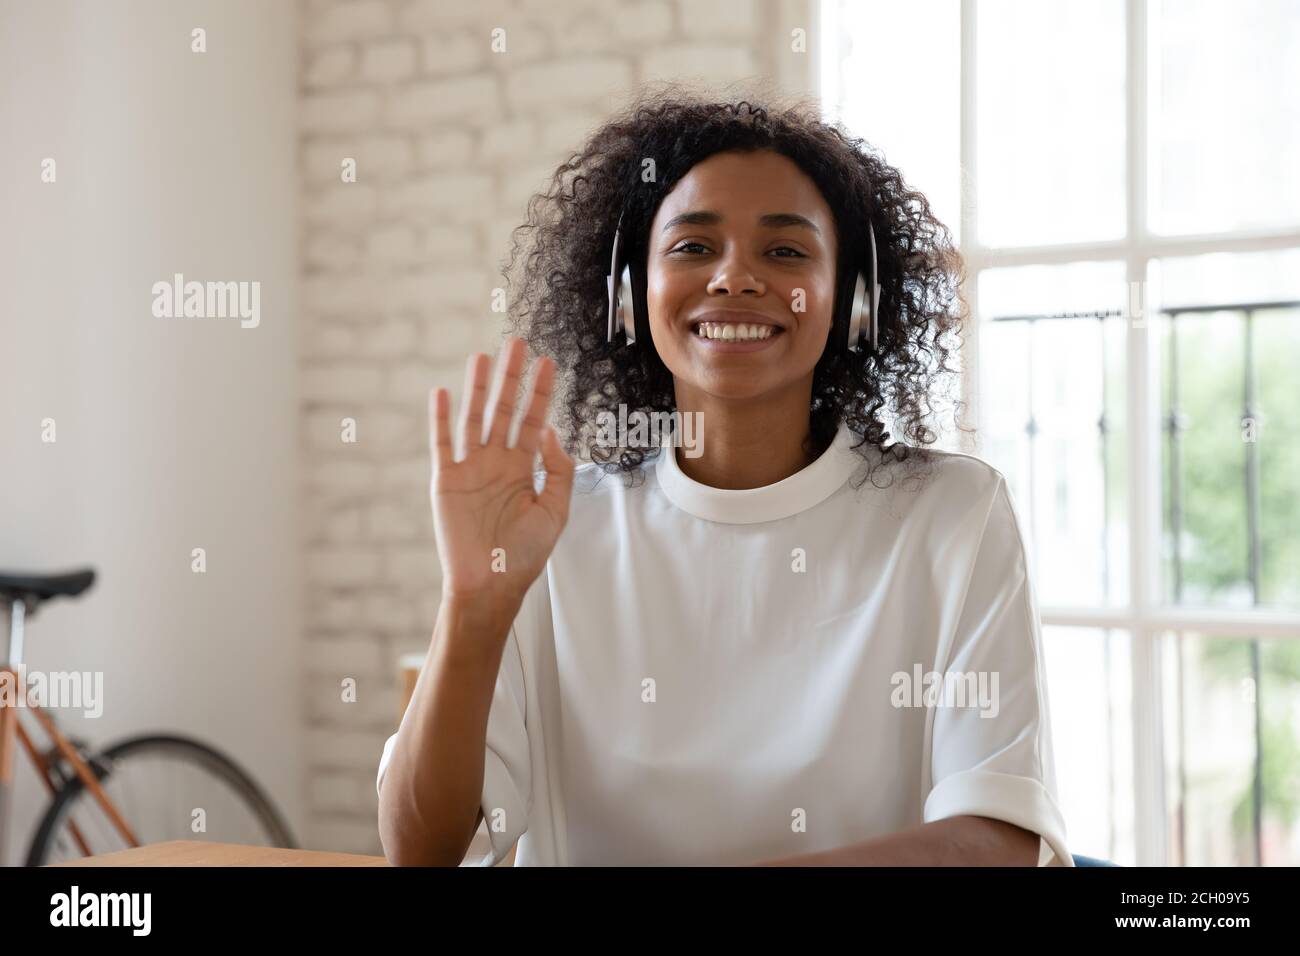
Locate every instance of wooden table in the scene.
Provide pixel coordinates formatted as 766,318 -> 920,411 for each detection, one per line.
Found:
47,840 -> 388,867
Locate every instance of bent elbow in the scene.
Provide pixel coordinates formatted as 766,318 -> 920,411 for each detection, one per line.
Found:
377,792 -> 470,867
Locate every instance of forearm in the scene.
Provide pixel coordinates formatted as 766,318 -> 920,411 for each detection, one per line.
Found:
752,815 -> 1041,866
377,594 -> 517,867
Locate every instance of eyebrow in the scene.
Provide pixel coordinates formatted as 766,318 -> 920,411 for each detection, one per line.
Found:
660,210 -> 821,236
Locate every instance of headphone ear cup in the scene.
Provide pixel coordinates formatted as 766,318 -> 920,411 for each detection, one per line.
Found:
606,270 -> 619,343
607,214 -> 626,344
870,279 -> 881,352
847,272 -> 869,352
832,264 -> 858,352
618,264 -> 636,345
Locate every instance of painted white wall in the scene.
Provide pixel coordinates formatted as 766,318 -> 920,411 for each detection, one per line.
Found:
0,0 -> 301,864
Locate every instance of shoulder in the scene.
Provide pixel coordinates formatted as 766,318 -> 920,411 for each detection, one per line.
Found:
917,446 -> 1009,496
841,443 -> 1026,560
911,448 -> 1028,558
861,442 -> 1010,510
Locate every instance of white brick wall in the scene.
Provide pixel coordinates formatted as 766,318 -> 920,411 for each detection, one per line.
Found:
297,0 -> 815,861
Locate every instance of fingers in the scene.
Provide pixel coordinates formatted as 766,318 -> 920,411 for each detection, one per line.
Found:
483,337 -> 525,449
514,354 -> 556,460
458,352 -> 491,459
449,338 -> 553,461
428,386 -> 452,473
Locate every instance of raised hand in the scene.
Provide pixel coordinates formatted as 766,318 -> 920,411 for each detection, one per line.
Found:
427,337 -> 576,610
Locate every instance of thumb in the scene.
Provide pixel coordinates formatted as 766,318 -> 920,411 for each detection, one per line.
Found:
536,425 -> 575,521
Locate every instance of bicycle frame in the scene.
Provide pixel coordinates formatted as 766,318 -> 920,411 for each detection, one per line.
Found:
1,598 -> 140,865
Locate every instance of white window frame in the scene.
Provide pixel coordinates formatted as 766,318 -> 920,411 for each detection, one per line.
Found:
820,0 -> 1300,865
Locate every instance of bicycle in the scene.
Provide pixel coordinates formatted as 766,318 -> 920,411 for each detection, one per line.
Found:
0,567 -> 296,866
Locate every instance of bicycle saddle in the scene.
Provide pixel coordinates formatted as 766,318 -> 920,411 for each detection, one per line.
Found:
0,568 -> 96,604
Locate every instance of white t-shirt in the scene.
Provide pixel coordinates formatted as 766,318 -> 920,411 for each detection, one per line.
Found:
377,419 -> 1073,866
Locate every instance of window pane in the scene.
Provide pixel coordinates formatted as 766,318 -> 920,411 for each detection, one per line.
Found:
1154,248 -> 1300,305
976,0 -> 1126,246
824,0 -> 962,245
1159,310 -> 1251,607
1162,632 -> 1300,866
978,318 -> 1031,494
1150,0 -> 1300,235
1043,626 -> 1135,865
978,262 -> 1129,606
1255,309 -> 1300,608
1260,637 -> 1300,865
1153,251 -> 1300,611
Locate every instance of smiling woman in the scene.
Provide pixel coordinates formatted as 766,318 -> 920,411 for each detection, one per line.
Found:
375,88 -> 1072,869
501,86 -> 968,490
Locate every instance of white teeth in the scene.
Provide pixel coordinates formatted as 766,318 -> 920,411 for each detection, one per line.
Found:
693,322 -> 777,341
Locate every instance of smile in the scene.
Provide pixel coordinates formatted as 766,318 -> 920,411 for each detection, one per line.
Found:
688,322 -> 785,353
691,321 -> 781,341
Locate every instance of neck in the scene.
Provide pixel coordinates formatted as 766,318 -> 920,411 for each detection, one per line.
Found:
670,386 -> 824,490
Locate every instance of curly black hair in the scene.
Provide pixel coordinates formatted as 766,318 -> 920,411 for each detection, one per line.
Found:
502,85 -> 969,491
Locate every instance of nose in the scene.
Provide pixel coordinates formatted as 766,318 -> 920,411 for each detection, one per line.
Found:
706,247 -> 766,297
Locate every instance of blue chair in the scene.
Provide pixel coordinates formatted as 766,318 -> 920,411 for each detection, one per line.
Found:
1072,853 -> 1119,866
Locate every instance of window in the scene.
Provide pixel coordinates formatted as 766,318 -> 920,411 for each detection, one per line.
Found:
822,0 -> 1300,865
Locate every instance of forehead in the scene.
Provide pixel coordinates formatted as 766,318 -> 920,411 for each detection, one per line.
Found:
652,150 -> 834,226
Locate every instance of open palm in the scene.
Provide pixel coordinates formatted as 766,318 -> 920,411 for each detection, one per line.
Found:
428,337 -> 576,608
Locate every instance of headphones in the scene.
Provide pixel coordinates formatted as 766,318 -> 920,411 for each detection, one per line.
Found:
606,208 -> 882,352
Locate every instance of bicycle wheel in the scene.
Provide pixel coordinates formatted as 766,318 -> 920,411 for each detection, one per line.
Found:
26,733 -> 296,866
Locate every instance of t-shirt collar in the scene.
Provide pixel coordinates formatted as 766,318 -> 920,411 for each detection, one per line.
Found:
655,419 -> 861,524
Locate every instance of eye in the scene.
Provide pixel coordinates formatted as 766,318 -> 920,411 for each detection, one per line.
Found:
670,241 -> 710,255
769,246 -> 806,258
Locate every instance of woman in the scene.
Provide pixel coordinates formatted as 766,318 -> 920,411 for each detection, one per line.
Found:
376,92 -> 1072,867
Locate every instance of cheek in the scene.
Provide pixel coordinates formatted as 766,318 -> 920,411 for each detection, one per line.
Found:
645,269 -> 680,321
780,275 -> 836,326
